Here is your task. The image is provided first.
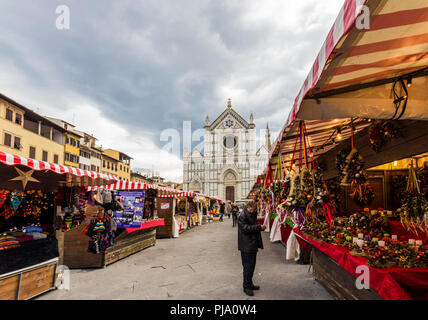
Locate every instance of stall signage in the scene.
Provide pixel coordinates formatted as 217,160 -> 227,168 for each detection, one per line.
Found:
161,202 -> 170,210
113,191 -> 145,228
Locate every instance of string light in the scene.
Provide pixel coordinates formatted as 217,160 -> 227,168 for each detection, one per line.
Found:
407,76 -> 412,88
336,128 -> 343,141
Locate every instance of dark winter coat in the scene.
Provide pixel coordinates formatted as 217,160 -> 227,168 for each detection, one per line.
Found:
237,207 -> 263,253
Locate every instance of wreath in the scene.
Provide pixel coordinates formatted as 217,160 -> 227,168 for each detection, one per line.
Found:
399,160 -> 428,235
368,120 -> 402,153
339,148 -> 375,207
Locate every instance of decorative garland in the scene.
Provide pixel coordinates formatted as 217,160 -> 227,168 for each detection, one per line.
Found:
398,160 -> 428,235
368,120 -> 402,153
310,169 -> 334,227
339,148 -> 375,206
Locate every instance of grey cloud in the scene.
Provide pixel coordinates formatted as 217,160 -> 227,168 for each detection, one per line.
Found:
0,0 -> 343,157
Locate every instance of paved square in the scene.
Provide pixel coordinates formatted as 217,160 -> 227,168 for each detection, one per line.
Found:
38,219 -> 332,300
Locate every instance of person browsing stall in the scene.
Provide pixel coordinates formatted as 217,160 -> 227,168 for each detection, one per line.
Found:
237,200 -> 265,296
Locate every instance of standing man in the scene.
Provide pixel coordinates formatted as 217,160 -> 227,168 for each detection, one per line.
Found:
226,201 -> 232,219
219,202 -> 225,222
237,200 -> 265,296
231,203 -> 239,227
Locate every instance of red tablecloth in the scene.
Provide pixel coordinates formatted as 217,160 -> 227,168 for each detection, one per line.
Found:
124,219 -> 165,234
294,229 -> 428,300
280,224 -> 292,246
388,221 -> 427,244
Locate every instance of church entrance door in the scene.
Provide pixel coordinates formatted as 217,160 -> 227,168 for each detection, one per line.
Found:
226,186 -> 235,202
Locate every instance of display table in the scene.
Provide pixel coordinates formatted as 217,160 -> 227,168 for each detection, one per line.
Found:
63,206 -> 158,268
295,229 -> 428,300
124,219 -> 165,234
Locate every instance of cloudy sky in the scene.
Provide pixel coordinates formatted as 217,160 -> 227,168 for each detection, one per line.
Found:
0,0 -> 344,181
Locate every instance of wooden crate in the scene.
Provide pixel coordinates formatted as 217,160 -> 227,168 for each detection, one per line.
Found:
0,275 -> 19,300
0,260 -> 57,300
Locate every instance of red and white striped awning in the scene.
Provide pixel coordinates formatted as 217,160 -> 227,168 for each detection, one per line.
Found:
270,0 -> 428,161
158,192 -> 195,198
264,0 -> 428,178
88,180 -> 180,194
0,151 -> 117,187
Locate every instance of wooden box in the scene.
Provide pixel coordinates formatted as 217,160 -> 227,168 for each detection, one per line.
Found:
0,259 -> 57,300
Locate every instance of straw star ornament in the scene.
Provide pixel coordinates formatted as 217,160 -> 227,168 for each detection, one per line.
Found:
9,168 -> 40,189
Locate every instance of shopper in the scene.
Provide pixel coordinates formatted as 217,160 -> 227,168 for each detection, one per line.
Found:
231,203 -> 239,227
219,202 -> 225,222
226,201 -> 232,219
237,200 -> 265,296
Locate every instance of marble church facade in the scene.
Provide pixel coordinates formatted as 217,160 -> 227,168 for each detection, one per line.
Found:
183,99 -> 271,203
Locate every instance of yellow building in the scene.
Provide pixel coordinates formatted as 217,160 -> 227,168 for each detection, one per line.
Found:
46,117 -> 82,168
0,93 -> 66,164
102,149 -> 132,181
130,171 -> 151,184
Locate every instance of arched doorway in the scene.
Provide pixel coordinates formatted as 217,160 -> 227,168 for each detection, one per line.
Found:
224,170 -> 237,202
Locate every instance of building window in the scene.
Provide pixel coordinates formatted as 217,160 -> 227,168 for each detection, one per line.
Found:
120,164 -> 122,171
14,136 -> 21,150
4,133 -> 12,147
42,151 -> 48,162
15,113 -> 22,125
107,162 -> 110,169
54,154 -> 59,164
29,146 -> 36,159
6,109 -> 13,121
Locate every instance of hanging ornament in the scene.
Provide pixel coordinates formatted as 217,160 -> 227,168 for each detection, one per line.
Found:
9,168 -> 40,189
398,159 -> 428,235
339,148 -> 374,206
368,120 -> 402,152
10,191 -> 24,212
0,189 -> 10,209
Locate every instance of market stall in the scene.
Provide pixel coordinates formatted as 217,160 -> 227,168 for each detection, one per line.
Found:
62,181 -> 168,269
157,192 -> 210,237
251,0 -> 428,299
0,151 -> 116,299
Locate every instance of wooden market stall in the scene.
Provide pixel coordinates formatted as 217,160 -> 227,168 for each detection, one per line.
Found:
0,151 -> 116,299
253,0 -> 428,300
62,181 -> 168,269
156,192 -> 219,238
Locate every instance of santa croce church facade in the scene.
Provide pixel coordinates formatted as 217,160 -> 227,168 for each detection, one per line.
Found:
183,99 -> 271,203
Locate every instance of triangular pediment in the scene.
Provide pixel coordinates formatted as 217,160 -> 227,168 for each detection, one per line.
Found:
209,107 -> 253,130
191,148 -> 203,158
256,145 -> 269,156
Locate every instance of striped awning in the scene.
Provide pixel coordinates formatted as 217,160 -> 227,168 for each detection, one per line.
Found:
89,181 -> 180,194
88,181 -> 225,201
268,118 -> 371,174
0,151 -> 117,187
268,0 -> 428,171
158,192 -> 195,198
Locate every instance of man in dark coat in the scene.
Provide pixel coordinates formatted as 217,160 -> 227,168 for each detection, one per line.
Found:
237,200 -> 265,296
219,202 -> 225,222
231,203 -> 239,227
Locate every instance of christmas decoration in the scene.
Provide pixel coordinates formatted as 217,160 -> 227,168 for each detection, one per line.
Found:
339,148 -> 375,206
9,168 -> 40,189
399,159 -> 428,235
368,120 -> 402,152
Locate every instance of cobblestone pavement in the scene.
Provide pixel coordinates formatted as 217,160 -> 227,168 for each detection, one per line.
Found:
38,218 -> 333,300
